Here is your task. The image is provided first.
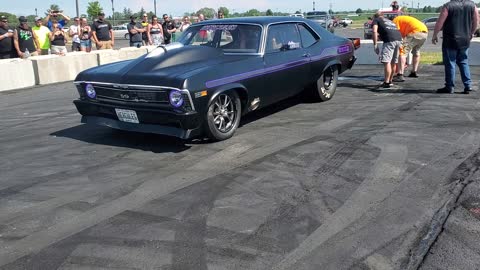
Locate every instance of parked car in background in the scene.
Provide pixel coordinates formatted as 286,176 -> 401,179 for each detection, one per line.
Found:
113,25 -> 129,40
421,17 -> 438,29
363,8 -> 402,39
306,11 -> 335,33
289,13 -> 304,18
340,18 -> 353,25
73,17 -> 360,141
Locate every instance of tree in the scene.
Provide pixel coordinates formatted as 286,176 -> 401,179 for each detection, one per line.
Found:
196,7 -> 216,19
245,9 -> 261,16
136,7 -> 146,18
122,7 -> 133,19
328,9 -> 334,14
86,1 -> 103,20
266,9 -> 274,16
45,4 -> 60,15
295,10 -> 302,14
218,7 -> 229,17
355,8 -> 363,14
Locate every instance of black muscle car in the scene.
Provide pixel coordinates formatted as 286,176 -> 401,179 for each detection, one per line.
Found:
73,16 -> 359,141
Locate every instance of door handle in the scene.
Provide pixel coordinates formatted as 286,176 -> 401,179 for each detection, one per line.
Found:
302,53 -> 310,57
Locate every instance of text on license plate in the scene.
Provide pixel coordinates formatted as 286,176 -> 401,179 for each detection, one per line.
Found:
115,108 -> 139,124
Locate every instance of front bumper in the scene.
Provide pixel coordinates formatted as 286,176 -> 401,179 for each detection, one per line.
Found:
73,100 -> 202,139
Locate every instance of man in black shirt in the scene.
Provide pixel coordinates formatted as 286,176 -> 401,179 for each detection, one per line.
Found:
162,14 -> 177,44
0,16 -> 15,59
91,12 -> 114,50
372,12 -> 402,88
127,16 -> 144,47
13,16 -> 40,58
432,0 -> 479,94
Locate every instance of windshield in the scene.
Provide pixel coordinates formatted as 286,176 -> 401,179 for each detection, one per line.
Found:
177,24 -> 262,54
306,15 -> 327,21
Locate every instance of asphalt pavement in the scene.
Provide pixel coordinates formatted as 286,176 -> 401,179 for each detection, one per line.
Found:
0,65 -> 479,269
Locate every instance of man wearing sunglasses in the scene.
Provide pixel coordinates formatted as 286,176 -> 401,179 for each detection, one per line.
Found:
162,14 -> 176,44
0,15 -> 15,59
69,17 -> 81,51
14,16 -> 40,58
44,10 -> 70,31
141,13 -> 149,45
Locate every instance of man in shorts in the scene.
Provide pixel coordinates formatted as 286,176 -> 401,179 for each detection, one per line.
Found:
32,17 -> 51,55
91,12 -> 114,50
392,15 -> 428,81
372,11 -> 403,88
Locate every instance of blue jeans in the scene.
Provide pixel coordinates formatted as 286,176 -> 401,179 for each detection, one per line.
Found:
442,47 -> 472,90
130,41 -> 142,48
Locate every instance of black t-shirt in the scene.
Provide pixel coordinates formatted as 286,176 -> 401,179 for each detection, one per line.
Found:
162,21 -> 175,40
372,17 -> 402,42
127,22 -> 143,43
51,32 -> 66,46
0,27 -> 14,53
16,26 -> 36,53
92,20 -> 112,41
442,0 -> 476,49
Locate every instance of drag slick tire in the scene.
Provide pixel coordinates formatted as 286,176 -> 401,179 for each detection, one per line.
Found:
205,91 -> 241,141
311,65 -> 338,101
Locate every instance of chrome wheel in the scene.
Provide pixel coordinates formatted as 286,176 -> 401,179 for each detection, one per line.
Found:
211,94 -> 236,133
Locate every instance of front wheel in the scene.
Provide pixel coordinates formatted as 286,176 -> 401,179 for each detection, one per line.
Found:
310,65 -> 338,102
205,91 -> 241,141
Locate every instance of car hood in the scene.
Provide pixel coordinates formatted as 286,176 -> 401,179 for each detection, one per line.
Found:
76,44 -> 228,88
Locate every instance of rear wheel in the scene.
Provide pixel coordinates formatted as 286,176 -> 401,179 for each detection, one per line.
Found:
124,33 -> 129,40
310,65 -> 338,102
205,91 -> 241,141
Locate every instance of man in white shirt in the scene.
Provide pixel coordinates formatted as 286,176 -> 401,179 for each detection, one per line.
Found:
69,17 -> 81,51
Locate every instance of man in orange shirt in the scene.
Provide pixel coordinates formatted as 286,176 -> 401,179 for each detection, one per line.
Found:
392,15 -> 428,81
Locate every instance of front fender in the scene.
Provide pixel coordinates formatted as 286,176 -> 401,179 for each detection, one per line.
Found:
208,83 -> 249,113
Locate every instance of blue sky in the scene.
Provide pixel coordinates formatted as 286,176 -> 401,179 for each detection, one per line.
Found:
2,0 -> 451,17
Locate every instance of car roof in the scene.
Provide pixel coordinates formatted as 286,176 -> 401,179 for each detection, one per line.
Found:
193,16 -> 307,27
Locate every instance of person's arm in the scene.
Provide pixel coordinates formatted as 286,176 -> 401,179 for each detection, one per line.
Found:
13,29 -> 23,58
69,25 -> 76,37
44,12 -> 51,25
432,7 -> 448,44
372,23 -> 379,54
32,30 -> 41,53
0,29 -> 13,40
128,24 -> 138,34
109,23 -> 114,46
471,5 -> 479,38
147,24 -> 152,44
59,13 -> 70,22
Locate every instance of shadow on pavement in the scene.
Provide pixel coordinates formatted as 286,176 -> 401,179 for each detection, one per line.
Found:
51,124 -> 192,153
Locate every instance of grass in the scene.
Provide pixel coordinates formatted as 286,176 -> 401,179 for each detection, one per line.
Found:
419,52 -> 443,65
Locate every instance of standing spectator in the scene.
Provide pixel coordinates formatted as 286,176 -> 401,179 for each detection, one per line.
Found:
141,13 -> 149,45
392,15 -> 428,82
91,12 -> 114,50
147,15 -> 164,45
127,15 -> 144,47
69,17 -> 81,51
0,15 -> 16,59
217,11 -> 225,19
79,17 -> 92,52
391,1 -> 400,11
32,17 -> 51,55
14,16 -> 40,58
198,13 -> 205,22
432,0 -> 479,94
44,10 -> 70,31
162,14 -> 177,44
178,16 -> 191,32
372,11 -> 402,88
49,22 -> 67,55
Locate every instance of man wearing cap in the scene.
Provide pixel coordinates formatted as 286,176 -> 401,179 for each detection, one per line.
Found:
141,13 -> 149,45
162,14 -> 177,44
32,17 -> 51,55
14,16 -> 40,58
0,15 -> 16,59
91,12 -> 114,50
44,10 -> 70,31
127,15 -> 144,47
69,17 -> 81,51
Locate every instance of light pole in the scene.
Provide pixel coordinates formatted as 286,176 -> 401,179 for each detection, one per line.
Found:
313,1 -> 315,11
75,0 -> 79,17
154,0 -> 157,15
35,8 -> 38,16
112,0 -> 115,26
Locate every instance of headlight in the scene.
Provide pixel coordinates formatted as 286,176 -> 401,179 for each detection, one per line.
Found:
169,90 -> 184,108
85,83 -> 96,99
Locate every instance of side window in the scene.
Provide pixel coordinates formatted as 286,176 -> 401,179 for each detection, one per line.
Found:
298,23 -> 319,48
266,23 -> 301,53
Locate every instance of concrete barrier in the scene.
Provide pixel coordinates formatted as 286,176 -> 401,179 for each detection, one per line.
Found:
117,47 -> 148,61
91,49 -> 121,65
469,40 -> 480,66
0,58 -> 36,92
31,52 -> 98,85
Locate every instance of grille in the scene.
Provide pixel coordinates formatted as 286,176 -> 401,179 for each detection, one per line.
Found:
94,85 -> 169,104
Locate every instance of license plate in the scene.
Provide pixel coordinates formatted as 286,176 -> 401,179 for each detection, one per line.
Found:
115,108 -> 139,124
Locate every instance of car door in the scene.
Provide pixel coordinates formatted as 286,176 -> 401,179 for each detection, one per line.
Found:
263,23 -> 310,104
297,23 -> 324,84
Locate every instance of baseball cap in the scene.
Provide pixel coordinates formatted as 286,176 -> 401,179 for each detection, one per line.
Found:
0,15 -> 7,22
98,12 -> 105,16
143,13 -> 148,17
35,16 -> 42,21
18,16 -> 28,23
130,15 -> 137,19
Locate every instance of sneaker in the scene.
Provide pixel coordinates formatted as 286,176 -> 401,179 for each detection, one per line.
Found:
380,82 -> 392,88
436,87 -> 454,94
408,72 -> 419,78
393,74 -> 405,82
464,87 -> 472,94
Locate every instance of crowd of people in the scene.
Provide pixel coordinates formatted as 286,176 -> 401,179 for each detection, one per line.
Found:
0,9 -> 226,59
372,0 -> 478,94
